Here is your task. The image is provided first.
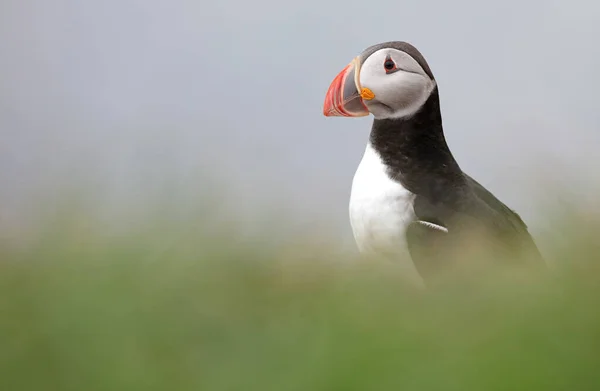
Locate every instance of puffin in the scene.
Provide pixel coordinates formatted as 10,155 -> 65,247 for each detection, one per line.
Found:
322,41 -> 545,284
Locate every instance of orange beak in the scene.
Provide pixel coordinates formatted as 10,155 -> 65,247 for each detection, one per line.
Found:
322,57 -> 370,117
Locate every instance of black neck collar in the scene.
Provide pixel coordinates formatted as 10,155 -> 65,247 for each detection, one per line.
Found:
369,87 -> 466,197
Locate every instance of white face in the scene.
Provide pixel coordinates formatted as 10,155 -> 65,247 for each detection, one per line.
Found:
359,48 -> 436,120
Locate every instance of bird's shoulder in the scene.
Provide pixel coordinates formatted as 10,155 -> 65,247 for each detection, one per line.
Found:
411,173 -> 528,233
407,172 -> 545,271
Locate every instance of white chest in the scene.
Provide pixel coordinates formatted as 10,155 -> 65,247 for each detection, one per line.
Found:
349,143 -> 416,255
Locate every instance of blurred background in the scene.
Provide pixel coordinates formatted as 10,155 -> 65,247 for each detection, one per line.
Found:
2,2 -> 600,390
2,0 -> 600,249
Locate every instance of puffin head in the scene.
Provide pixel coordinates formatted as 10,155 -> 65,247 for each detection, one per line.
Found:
323,41 -> 437,120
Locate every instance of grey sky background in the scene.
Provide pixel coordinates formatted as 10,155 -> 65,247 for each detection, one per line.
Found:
1,1 -> 599,246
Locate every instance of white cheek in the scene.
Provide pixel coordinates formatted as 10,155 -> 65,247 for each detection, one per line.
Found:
361,72 -> 435,120
366,72 -> 418,97
358,59 -> 384,88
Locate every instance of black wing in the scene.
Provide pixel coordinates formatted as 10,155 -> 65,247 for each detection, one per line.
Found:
464,174 -> 545,265
405,174 -> 545,283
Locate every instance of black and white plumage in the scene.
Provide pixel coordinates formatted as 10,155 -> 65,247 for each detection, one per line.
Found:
323,41 -> 545,284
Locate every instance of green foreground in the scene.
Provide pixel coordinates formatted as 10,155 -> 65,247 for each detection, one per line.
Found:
1,214 -> 600,391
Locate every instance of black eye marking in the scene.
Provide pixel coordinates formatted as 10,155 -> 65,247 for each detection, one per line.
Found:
383,56 -> 398,74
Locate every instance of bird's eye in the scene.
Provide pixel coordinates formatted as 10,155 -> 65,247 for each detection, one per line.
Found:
383,58 -> 397,73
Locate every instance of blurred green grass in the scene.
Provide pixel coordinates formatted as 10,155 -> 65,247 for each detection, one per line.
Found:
1,209 -> 600,391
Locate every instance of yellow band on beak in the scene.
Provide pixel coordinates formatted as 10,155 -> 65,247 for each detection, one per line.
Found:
360,88 -> 375,100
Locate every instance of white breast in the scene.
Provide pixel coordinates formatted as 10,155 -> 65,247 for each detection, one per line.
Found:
349,143 -> 421,278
